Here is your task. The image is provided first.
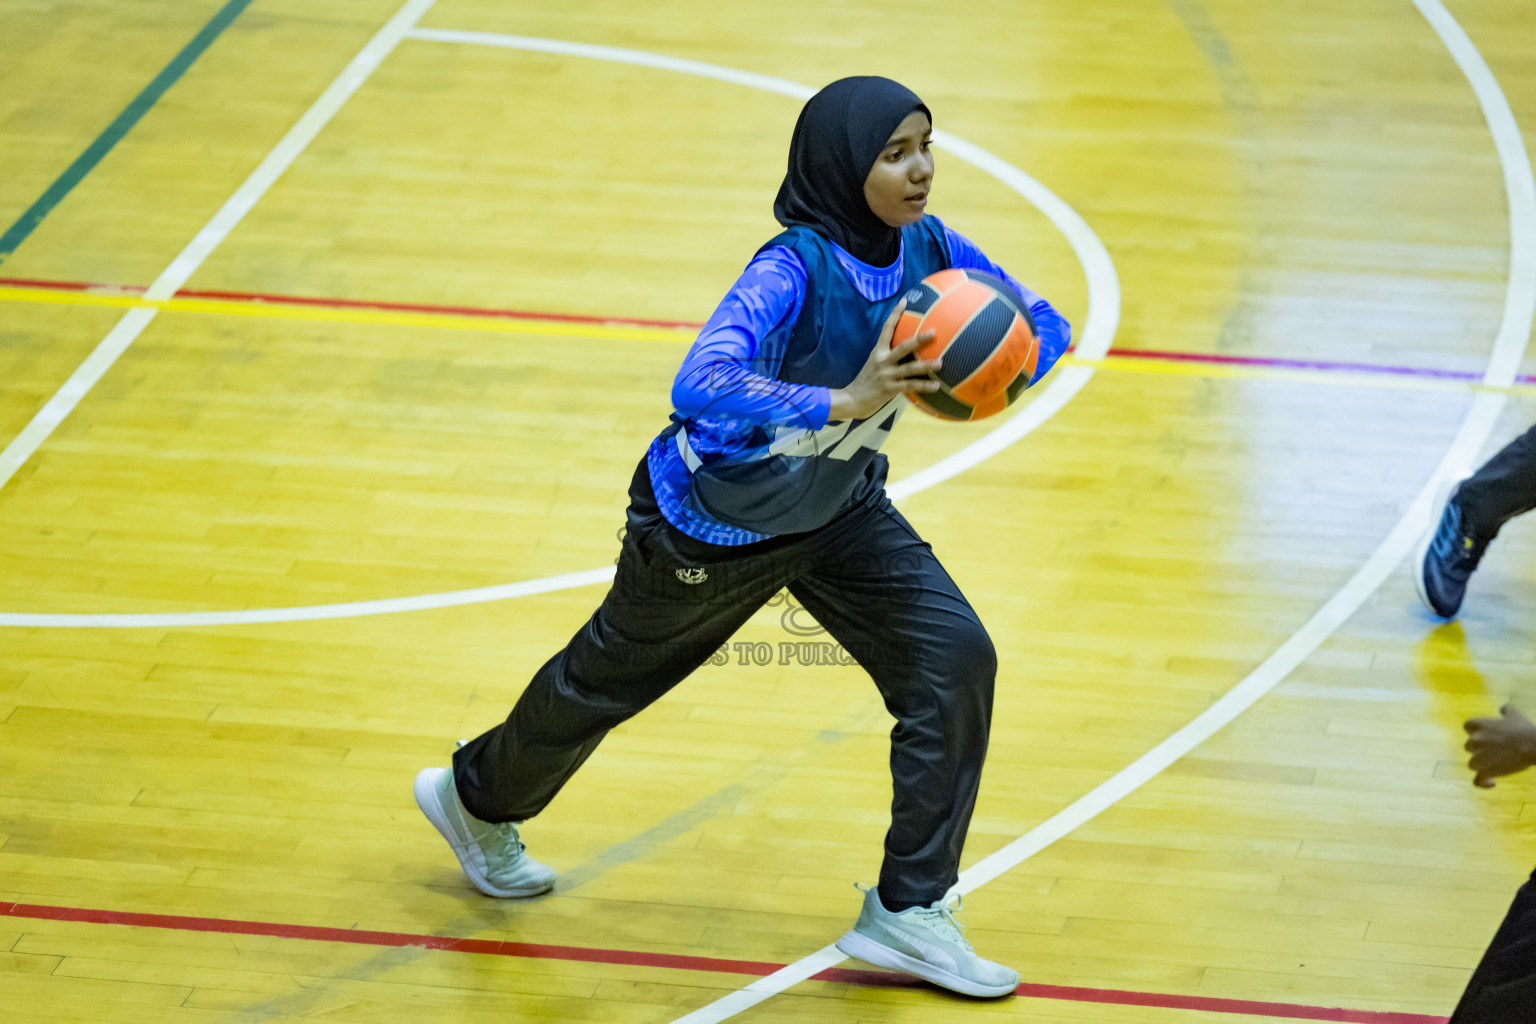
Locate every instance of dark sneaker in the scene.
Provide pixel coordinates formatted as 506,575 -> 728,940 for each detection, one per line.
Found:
1416,483 -> 1489,619
835,885 -> 1018,998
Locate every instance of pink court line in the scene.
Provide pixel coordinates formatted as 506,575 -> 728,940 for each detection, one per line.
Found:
0,901 -> 1446,1023
1119,346 -> 1501,384
3,274 -> 1532,387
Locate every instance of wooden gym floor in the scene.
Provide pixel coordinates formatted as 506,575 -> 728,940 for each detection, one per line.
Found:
2,0 -> 1535,1021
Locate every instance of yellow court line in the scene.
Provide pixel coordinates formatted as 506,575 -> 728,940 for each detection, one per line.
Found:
168,295 -> 694,343
0,285 -> 693,344
0,286 -> 145,312
4,284 -> 1531,397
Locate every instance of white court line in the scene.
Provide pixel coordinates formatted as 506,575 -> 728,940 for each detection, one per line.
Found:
665,0 -> 1536,1019
0,0 -> 440,494
0,33 -> 1121,628
409,30 -> 1124,505
0,568 -> 617,629
2,14 -> 1526,1015
1412,0 -> 1536,391
407,28 -> 819,100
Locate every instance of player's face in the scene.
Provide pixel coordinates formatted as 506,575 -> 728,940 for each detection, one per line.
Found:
863,110 -> 934,228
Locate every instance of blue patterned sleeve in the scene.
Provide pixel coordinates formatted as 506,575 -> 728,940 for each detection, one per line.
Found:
940,220 -> 1072,385
670,248 -> 831,431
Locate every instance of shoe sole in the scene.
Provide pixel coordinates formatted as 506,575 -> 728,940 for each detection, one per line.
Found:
412,768 -> 552,899
1412,475 -> 1460,619
836,929 -> 1017,998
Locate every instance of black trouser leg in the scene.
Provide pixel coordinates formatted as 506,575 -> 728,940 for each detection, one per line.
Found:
453,492 -> 784,823
451,455 -> 996,908
1449,869 -> 1536,1023
789,503 -> 996,907
1459,424 -> 1536,540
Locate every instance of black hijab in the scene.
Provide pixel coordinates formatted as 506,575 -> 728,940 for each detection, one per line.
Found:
773,76 -> 930,268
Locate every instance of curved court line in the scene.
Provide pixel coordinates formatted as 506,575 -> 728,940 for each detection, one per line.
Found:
0,33 -> 1120,628
664,0 -> 1536,1020
0,10 -> 1522,1024
0,568 -> 619,629
1412,0 -> 1536,390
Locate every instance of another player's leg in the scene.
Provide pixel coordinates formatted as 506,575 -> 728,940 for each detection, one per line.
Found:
1448,868 -> 1536,1022
417,462 -> 783,897
1418,425 -> 1536,618
789,501 -> 1017,997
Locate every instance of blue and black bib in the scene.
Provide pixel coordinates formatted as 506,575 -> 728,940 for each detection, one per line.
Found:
681,217 -> 952,535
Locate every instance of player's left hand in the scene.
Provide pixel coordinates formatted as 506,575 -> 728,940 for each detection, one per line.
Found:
1464,704 -> 1536,788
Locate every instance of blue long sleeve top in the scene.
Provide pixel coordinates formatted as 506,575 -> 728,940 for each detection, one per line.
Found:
647,215 -> 1071,545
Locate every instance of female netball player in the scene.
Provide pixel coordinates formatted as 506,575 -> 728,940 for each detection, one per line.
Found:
415,76 -> 1072,999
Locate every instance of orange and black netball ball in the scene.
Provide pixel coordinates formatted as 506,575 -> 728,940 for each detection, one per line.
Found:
894,268 -> 1040,421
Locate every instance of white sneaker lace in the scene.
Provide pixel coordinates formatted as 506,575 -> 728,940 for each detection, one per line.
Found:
857,883 -> 975,953
909,894 -> 974,952
487,821 -> 526,862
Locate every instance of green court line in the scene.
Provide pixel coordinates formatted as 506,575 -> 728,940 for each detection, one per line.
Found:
0,0 -> 254,263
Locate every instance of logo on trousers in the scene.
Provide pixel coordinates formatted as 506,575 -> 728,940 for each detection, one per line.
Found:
675,567 -> 709,585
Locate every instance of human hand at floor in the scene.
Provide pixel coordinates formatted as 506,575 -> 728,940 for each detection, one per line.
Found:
1465,704 -> 1536,788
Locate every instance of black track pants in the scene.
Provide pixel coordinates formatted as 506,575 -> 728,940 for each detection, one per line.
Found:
453,457 -> 996,906
1459,424 -> 1536,540
1450,868 -> 1536,1023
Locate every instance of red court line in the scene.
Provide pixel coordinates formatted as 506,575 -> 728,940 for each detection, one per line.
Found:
3,274 -> 1531,386
0,275 -> 702,331
176,287 -> 710,332
0,901 -> 1447,1023
0,275 -> 133,294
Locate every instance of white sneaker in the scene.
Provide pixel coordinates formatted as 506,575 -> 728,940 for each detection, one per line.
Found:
413,767 -> 555,898
835,885 -> 1019,998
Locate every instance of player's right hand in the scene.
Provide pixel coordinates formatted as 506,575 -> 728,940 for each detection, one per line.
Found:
828,299 -> 942,422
